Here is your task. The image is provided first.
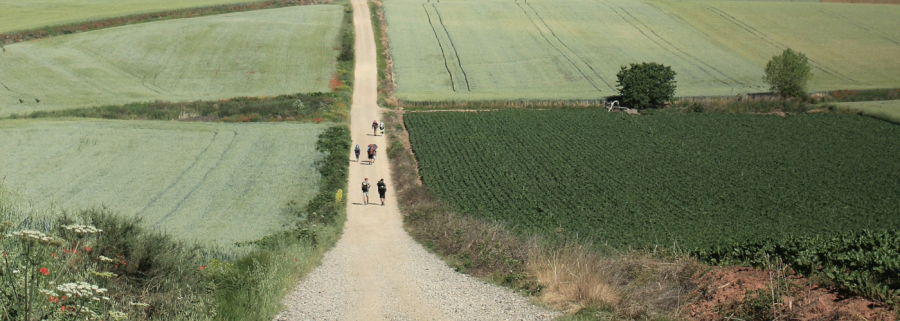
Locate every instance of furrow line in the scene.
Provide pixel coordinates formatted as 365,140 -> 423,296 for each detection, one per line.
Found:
422,3 -> 458,92
616,5 -> 745,86
515,0 -> 604,93
818,9 -> 900,46
604,2 -> 729,86
525,2 -> 615,90
153,130 -> 238,227
703,5 -> 862,85
137,130 -> 219,217
431,4 -> 471,91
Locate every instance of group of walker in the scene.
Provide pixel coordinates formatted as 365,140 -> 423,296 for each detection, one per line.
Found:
356,120 -> 387,206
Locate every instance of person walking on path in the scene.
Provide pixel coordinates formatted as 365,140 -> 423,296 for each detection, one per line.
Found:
379,121 -> 385,136
361,178 -> 371,205
372,120 -> 379,136
354,144 -> 361,162
377,178 -> 387,206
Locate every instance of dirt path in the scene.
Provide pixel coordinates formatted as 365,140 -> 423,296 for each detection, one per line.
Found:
274,0 -> 557,320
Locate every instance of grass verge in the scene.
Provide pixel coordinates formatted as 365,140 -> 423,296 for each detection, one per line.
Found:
383,111 -> 698,319
369,0 -> 397,106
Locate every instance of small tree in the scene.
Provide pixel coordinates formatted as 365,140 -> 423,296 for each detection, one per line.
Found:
763,48 -> 812,99
616,62 -> 677,109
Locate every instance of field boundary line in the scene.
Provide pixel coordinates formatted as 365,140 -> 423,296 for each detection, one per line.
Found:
515,0 -> 607,93
152,130 -> 239,227
524,1 -> 615,91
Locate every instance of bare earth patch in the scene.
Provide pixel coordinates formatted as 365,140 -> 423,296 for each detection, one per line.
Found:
686,266 -> 897,321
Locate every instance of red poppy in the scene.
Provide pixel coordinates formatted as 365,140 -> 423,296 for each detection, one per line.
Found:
61,306 -> 66,312
49,296 -> 59,303
39,267 -> 49,276
84,246 -> 91,253
197,265 -> 207,271
51,253 -> 57,258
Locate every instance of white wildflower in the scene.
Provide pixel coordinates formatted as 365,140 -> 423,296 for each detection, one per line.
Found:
61,224 -> 102,235
56,282 -> 107,298
109,310 -> 128,321
129,301 -> 150,307
98,255 -> 114,262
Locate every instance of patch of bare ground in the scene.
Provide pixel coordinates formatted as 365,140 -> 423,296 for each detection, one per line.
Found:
687,265 -> 897,321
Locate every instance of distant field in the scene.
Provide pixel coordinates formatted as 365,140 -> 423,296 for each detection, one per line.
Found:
0,6 -> 343,117
0,119 -> 327,246
0,0 -> 267,34
838,100 -> 900,123
383,0 -> 900,102
404,110 -> 900,249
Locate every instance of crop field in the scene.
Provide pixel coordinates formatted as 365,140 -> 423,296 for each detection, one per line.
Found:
404,110 -> 900,249
838,100 -> 900,124
0,119 -> 328,246
383,0 -> 900,102
0,6 -> 344,117
0,0 -> 271,34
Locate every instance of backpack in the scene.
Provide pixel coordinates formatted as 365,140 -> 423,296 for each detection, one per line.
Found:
362,182 -> 369,191
355,145 -> 360,152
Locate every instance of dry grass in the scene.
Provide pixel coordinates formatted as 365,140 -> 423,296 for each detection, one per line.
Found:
384,110 -> 699,319
371,0 -> 398,102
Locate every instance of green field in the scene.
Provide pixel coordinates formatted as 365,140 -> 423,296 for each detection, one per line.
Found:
0,6 -> 343,117
838,100 -> 900,123
383,0 -> 900,101
404,110 -> 900,249
0,0 -> 269,34
0,119 -> 327,246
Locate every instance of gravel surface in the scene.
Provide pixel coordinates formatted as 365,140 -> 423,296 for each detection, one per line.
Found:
274,0 -> 560,319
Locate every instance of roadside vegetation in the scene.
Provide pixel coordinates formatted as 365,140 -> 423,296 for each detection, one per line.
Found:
1,1 -> 354,320
0,124 -> 350,320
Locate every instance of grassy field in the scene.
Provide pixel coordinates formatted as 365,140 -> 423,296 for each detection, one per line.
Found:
837,100 -> 900,123
0,6 -> 344,117
382,0 -> 900,102
0,119 -> 328,246
0,0 -> 273,34
404,110 -> 900,249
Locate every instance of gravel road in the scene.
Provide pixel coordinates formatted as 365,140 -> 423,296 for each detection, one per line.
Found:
274,0 -> 559,320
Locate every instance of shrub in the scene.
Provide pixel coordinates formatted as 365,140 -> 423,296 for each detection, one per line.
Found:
615,62 -> 677,109
763,48 -> 812,99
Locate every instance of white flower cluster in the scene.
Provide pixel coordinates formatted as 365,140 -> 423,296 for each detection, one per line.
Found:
61,224 -> 103,235
98,255 -> 114,263
109,310 -> 129,321
10,230 -> 56,244
56,282 -> 108,298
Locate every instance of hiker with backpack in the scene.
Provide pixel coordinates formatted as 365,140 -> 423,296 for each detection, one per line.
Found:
354,144 -> 361,162
361,178 -> 371,205
379,121 -> 385,136
367,144 -> 377,164
377,178 -> 387,206
372,120 -> 379,136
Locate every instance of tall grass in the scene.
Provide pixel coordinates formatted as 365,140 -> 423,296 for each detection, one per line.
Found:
383,111 -> 697,319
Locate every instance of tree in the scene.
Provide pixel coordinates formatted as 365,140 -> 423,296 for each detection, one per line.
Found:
763,48 -> 812,99
615,62 -> 677,109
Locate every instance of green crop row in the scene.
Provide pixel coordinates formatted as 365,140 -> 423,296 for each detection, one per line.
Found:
404,110 -> 900,250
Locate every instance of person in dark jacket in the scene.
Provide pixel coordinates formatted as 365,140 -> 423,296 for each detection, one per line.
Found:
377,179 -> 387,206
